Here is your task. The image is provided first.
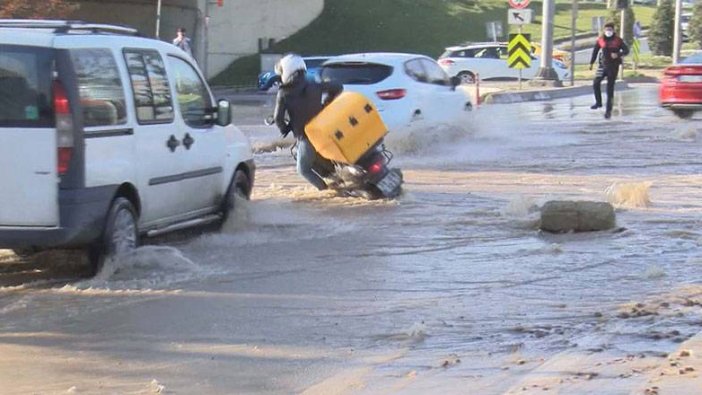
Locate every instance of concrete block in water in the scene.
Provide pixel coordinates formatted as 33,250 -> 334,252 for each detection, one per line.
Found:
540,201 -> 616,233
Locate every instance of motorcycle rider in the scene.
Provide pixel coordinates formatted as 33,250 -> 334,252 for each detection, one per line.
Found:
589,22 -> 629,119
273,54 -> 343,190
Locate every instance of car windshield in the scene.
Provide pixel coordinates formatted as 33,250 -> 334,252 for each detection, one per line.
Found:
681,53 -> 702,64
0,45 -> 54,128
320,63 -> 393,85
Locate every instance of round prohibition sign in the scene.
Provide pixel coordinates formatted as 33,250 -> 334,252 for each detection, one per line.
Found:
509,0 -> 530,9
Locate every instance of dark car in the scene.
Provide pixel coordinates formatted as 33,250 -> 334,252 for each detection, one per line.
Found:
257,56 -> 331,90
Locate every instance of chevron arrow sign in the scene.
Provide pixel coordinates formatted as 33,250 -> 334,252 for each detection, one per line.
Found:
508,33 -> 531,69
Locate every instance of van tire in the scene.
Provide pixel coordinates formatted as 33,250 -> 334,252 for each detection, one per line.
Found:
89,197 -> 139,275
221,169 -> 250,224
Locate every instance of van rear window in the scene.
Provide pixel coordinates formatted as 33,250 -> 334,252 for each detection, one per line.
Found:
0,45 -> 54,127
320,63 -> 393,85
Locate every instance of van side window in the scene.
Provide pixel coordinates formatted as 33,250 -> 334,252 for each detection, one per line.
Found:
123,49 -> 174,124
70,49 -> 127,128
167,56 -> 213,128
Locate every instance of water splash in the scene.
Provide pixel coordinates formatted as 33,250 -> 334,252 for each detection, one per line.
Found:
67,246 -> 202,291
605,181 -> 652,208
501,196 -> 539,218
383,118 -> 476,156
673,125 -> 699,142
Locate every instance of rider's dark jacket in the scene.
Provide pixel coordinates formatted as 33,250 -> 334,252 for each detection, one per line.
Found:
274,72 -> 343,139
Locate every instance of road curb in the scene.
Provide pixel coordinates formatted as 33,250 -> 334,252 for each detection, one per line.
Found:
483,81 -> 630,104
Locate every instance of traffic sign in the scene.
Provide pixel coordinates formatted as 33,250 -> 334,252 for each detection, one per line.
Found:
508,0 -> 530,10
508,33 -> 531,69
508,8 -> 533,25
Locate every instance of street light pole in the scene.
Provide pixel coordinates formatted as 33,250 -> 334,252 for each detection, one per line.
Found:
673,0 -> 683,64
203,0 -> 210,79
570,0 -> 578,87
620,5 -> 626,80
155,0 -> 163,38
534,0 -> 559,83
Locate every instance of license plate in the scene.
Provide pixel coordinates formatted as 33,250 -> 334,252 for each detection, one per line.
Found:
375,170 -> 402,195
679,75 -> 702,83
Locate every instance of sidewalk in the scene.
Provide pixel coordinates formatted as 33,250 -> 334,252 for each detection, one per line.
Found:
471,80 -> 629,105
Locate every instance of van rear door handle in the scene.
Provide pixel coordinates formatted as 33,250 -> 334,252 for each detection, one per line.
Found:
183,133 -> 195,150
166,135 -> 180,152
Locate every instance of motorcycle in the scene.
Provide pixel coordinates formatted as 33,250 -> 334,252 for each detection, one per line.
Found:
264,117 -> 403,200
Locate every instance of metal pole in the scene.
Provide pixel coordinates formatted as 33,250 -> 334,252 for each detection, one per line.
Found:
620,8 -> 626,80
476,73 -> 480,107
204,0 -> 210,79
535,0 -> 557,81
673,0 -> 683,64
570,0 -> 577,87
519,25 -> 523,90
155,0 -> 162,38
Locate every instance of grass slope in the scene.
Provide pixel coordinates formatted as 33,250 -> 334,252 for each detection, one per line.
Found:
211,0 -> 656,86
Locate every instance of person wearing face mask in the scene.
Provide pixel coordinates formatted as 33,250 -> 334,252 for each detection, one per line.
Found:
589,22 -> 629,119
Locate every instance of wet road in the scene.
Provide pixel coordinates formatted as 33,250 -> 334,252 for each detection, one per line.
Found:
1,85 -> 701,394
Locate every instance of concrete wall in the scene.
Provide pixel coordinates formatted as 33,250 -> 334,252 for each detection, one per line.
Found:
203,0 -> 324,77
73,0 -> 199,43
73,0 -> 324,78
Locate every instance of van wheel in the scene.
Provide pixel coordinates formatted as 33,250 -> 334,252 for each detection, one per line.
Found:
89,197 -> 138,275
458,71 -> 476,84
221,170 -> 250,223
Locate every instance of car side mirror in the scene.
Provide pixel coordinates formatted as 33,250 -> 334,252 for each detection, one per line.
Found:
216,99 -> 232,126
450,76 -> 461,90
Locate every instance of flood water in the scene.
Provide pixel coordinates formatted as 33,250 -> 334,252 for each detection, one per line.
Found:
1,85 -> 701,394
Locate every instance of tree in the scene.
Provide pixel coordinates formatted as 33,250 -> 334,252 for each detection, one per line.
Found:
649,0 -> 675,56
689,2 -> 702,49
0,0 -> 77,19
608,6 -> 636,44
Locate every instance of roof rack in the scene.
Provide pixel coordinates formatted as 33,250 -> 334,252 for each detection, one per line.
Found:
0,19 -> 140,36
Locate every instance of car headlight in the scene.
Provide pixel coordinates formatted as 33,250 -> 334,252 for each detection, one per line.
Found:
553,60 -> 567,69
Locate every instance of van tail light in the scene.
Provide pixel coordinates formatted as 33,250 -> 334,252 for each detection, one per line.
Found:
376,89 -> 406,101
53,80 -> 74,176
439,59 -> 455,66
58,147 -> 72,175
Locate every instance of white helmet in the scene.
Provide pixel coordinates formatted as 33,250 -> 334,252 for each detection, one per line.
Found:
275,54 -> 307,85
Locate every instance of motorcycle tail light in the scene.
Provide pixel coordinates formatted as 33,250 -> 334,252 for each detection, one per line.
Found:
368,160 -> 384,174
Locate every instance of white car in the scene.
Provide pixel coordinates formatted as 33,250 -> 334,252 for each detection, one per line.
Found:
0,20 -> 255,271
438,43 -> 570,84
319,53 -> 472,131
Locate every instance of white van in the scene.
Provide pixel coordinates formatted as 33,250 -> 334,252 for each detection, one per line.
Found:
0,20 -> 255,270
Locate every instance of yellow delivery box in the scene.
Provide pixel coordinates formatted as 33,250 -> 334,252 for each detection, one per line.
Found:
305,92 -> 388,164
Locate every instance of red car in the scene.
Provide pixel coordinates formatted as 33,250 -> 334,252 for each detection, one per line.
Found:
660,53 -> 702,119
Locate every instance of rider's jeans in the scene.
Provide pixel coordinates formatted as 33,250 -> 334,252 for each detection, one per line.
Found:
297,137 -> 328,190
